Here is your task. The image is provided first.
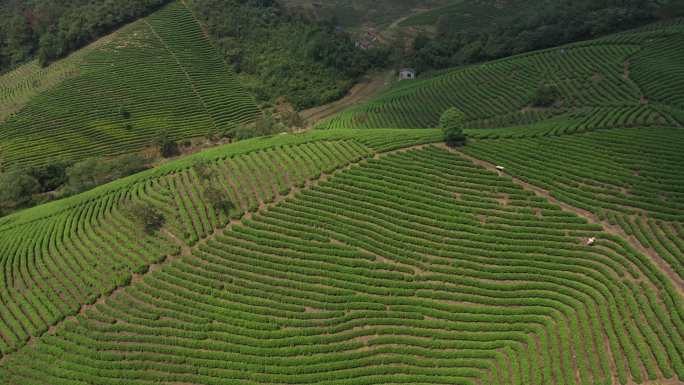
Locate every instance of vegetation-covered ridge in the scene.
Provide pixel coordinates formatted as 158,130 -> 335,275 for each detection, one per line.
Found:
318,19 -> 684,138
0,141 -> 682,385
0,128 -> 441,360
0,1 -> 260,171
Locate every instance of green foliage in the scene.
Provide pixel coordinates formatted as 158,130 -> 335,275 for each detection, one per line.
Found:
203,183 -> 234,214
0,171 -> 40,212
124,201 -> 165,234
188,0 -> 385,109
65,154 -> 148,195
440,107 -> 466,146
405,0 -> 668,72
1,0 -> 173,71
320,21 -> 683,134
531,84 -> 561,107
0,2 -> 260,170
0,141 -> 681,385
154,129 -> 180,158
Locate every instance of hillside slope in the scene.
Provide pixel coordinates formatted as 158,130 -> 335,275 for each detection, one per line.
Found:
0,1 -> 259,170
0,128 -> 441,359
318,19 -> 684,138
0,128 -> 682,385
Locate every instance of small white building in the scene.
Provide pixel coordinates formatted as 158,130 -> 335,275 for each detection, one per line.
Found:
399,68 -> 416,80
587,237 -> 597,246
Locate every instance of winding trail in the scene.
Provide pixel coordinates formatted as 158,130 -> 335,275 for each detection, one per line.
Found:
446,144 -> 684,295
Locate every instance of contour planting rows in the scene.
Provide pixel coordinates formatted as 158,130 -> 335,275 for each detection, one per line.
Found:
0,1 -> 259,170
318,20 -> 684,137
1,145 -> 683,385
0,129 -> 441,361
463,127 -> 684,285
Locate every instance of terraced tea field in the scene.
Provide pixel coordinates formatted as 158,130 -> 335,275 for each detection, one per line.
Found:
0,129 -> 440,359
0,1 -> 259,170
0,126 -> 681,385
318,20 -> 684,138
463,127 -> 684,290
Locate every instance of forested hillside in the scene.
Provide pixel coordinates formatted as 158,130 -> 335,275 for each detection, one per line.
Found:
404,0 -> 684,72
0,0 -> 172,71
186,0 -> 388,109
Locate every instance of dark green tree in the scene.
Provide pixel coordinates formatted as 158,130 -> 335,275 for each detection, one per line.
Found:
0,171 -> 41,212
154,129 -> 179,158
440,107 -> 467,147
124,201 -> 165,234
531,84 -> 561,107
203,184 -> 234,214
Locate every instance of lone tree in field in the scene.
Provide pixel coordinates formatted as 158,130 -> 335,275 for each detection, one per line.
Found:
154,129 -> 179,158
204,183 -> 235,214
440,107 -> 466,147
124,201 -> 165,235
531,84 -> 561,107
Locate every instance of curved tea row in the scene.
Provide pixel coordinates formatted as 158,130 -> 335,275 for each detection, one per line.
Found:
318,21 -> 684,137
0,2 -> 259,170
464,127 -> 684,283
2,145 -> 682,385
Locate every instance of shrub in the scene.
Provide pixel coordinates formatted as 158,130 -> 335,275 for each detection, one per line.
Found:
204,184 -> 235,214
440,107 -> 467,147
65,154 -> 148,195
154,129 -> 179,158
27,162 -> 70,192
531,84 -> 561,107
123,201 -> 165,234
0,171 -> 40,211
193,162 -> 215,181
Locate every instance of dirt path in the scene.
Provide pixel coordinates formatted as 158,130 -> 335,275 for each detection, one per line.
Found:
447,145 -> 684,295
300,71 -> 391,128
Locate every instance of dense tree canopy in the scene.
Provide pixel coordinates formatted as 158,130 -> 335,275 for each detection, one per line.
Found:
188,0 -> 388,109
0,0 -> 172,72
440,107 -> 466,147
408,0 -> 677,72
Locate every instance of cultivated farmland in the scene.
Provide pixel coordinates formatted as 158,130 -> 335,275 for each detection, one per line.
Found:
0,3 -> 683,385
318,20 -> 684,136
0,2 -> 259,170
0,129 -> 682,385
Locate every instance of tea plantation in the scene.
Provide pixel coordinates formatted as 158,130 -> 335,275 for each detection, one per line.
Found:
318,20 -> 684,137
0,3 -> 683,385
0,2 -> 259,170
0,124 -> 680,385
